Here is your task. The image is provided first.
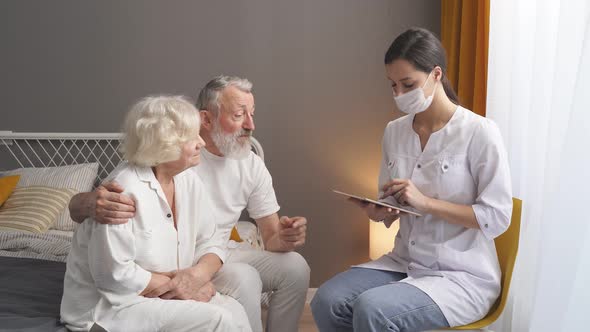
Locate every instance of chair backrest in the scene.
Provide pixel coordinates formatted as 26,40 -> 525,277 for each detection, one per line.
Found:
249,136 -> 264,162
452,197 -> 522,329
489,197 -> 522,319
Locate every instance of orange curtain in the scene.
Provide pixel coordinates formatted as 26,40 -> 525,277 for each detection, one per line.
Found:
441,0 -> 490,117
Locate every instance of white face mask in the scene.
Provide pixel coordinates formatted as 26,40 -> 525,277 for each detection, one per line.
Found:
393,71 -> 436,114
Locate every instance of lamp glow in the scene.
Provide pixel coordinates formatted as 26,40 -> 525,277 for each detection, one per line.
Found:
369,220 -> 399,260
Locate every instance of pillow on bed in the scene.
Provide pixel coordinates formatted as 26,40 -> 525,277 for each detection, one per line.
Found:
0,186 -> 78,233
1,163 -> 99,231
0,175 -> 21,206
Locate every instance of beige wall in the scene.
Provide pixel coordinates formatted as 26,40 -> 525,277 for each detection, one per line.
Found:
0,0 -> 440,286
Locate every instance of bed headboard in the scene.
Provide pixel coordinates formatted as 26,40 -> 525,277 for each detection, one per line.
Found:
0,132 -> 124,186
0,131 -> 264,186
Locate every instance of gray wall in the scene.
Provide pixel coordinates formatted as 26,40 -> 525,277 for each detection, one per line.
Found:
0,0 -> 440,286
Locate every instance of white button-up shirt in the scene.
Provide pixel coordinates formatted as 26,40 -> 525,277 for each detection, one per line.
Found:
61,164 -> 227,331
356,107 -> 513,326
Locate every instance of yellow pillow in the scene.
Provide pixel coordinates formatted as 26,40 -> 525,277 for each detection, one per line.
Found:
0,186 -> 77,233
0,175 -> 21,206
230,226 -> 243,242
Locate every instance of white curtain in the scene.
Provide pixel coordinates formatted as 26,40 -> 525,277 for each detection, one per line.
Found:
487,0 -> 590,331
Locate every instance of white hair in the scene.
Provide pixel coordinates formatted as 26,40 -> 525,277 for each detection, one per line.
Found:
196,75 -> 253,116
210,121 -> 252,159
121,95 -> 201,167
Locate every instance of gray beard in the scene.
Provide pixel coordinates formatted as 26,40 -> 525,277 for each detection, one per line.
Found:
210,124 -> 252,159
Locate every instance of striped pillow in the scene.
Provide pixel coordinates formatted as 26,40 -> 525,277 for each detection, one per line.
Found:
0,186 -> 78,233
2,163 -> 98,231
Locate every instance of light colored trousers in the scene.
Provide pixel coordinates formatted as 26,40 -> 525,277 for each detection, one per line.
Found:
311,268 -> 449,332
89,293 -> 251,332
212,247 -> 311,332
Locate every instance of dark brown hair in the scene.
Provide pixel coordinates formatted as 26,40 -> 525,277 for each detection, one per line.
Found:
384,27 -> 459,105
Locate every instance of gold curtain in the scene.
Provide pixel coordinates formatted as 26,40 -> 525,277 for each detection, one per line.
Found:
441,0 -> 490,117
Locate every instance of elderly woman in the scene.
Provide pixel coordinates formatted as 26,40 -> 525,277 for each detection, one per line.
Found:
61,96 -> 250,332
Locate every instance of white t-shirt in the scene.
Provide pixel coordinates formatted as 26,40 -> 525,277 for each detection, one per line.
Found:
61,164 -> 227,331
356,107 -> 513,327
190,148 -> 281,242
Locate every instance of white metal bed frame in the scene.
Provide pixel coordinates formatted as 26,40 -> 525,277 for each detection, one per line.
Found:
0,131 -> 124,186
0,131 -> 264,187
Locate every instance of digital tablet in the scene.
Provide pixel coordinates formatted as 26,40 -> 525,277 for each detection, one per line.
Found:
332,189 -> 422,217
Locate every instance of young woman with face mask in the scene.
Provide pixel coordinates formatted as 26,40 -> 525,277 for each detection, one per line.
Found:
311,28 -> 513,331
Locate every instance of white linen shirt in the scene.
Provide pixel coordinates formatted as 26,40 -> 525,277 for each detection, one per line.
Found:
356,107 -> 513,326
61,164 -> 227,331
191,149 -> 280,243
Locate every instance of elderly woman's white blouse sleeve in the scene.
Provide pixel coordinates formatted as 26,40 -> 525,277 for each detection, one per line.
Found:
468,119 -> 513,240
88,222 -> 152,295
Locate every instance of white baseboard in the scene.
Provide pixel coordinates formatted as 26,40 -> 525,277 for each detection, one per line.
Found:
306,288 -> 317,304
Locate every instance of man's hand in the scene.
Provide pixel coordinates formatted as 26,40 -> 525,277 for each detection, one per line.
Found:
193,281 -> 216,303
92,182 -> 136,224
257,213 -> 307,252
277,216 -> 307,251
144,267 -> 209,300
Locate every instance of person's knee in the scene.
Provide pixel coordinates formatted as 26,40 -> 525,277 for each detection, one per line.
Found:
352,291 -> 396,331
311,282 -> 350,326
310,284 -> 331,318
219,263 -> 263,298
209,306 -> 239,331
224,297 -> 252,331
275,251 -> 310,290
351,292 -> 376,320
172,302 -> 239,331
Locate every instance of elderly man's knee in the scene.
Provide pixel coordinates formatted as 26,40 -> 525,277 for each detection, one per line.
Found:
276,251 -> 310,289
220,262 -> 263,295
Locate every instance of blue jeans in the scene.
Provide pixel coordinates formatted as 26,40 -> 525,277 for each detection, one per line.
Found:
311,268 -> 449,332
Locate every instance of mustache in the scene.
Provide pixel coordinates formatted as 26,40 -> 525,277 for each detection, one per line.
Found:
239,130 -> 253,137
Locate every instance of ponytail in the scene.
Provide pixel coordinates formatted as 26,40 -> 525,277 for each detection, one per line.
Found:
441,75 -> 459,105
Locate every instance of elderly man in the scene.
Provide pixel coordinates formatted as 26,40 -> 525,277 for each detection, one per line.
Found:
68,76 -> 310,332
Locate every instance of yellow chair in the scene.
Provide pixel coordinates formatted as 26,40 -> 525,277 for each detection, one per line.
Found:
449,197 -> 522,330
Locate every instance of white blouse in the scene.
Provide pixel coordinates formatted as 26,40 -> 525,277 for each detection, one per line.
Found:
356,107 -> 513,326
61,164 -> 227,331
